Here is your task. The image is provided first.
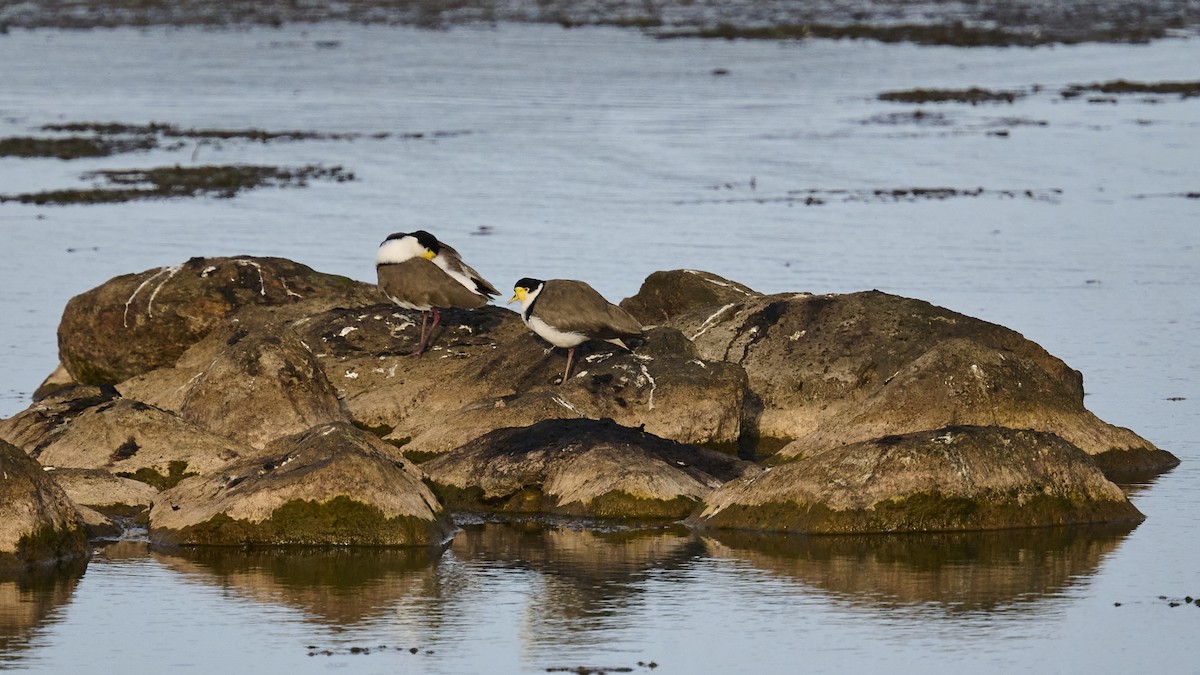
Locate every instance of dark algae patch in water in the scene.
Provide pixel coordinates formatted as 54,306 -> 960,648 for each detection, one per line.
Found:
1061,79 -> 1200,99
879,87 -> 1026,104
0,135 -> 158,159
0,164 -> 355,205
653,21 -> 1156,47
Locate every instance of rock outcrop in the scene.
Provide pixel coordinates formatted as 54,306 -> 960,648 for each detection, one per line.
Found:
150,423 -> 455,546
424,418 -> 760,520
293,305 -> 748,457
689,426 -> 1143,533
7,392 -> 251,483
0,440 -> 89,570
120,322 -> 349,449
630,278 -> 1177,476
0,260 -> 1171,545
57,256 -> 377,385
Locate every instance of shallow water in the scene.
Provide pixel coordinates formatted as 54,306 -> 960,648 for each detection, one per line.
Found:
0,23 -> 1198,673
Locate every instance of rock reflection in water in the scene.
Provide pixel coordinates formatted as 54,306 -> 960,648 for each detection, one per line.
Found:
154,546 -> 442,627
701,523 -> 1138,611
451,521 -> 699,640
0,558 -> 87,668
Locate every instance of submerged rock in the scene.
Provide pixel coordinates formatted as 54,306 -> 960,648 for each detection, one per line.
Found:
0,440 -> 89,570
57,256 -> 376,386
689,426 -> 1143,533
149,422 -> 455,546
423,418 -> 760,520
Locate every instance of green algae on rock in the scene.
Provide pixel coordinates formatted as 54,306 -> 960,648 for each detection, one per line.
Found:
150,423 -> 455,547
689,426 -> 1144,534
0,440 -> 90,570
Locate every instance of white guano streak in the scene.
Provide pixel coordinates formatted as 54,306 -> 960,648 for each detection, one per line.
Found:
123,264 -> 182,327
691,303 -> 737,341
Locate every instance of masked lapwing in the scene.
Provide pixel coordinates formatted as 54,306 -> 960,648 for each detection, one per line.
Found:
376,230 -> 498,356
509,277 -> 642,384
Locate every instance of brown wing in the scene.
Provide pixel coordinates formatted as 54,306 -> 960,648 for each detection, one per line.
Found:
438,243 -> 499,297
535,279 -> 642,339
377,258 -> 489,309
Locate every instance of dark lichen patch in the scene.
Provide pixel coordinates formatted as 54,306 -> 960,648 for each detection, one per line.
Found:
695,490 -> 1144,534
88,503 -> 152,526
165,496 -> 441,546
60,355 -> 119,386
0,135 -> 158,159
117,460 -> 197,490
879,87 -> 1026,105
352,420 -> 395,438
1061,79 -> 1200,99
426,481 -> 515,512
0,163 -> 354,205
111,436 -> 140,462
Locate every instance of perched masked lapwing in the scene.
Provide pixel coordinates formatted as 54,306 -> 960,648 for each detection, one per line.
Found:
509,277 -> 643,384
376,230 -> 498,356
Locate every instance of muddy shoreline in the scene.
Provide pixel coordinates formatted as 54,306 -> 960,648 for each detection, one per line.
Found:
1,0 -> 1196,46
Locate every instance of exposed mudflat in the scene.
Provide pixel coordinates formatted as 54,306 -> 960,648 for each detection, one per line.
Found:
1,0 -> 1197,45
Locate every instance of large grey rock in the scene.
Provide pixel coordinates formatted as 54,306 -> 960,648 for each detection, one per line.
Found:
619,269 -> 760,325
689,425 -> 1144,533
0,440 -> 89,570
15,397 -> 251,486
645,280 -> 1176,477
294,305 -> 747,456
48,468 -> 160,513
150,422 -> 455,546
120,322 -> 350,449
57,256 -> 377,386
424,418 -> 760,520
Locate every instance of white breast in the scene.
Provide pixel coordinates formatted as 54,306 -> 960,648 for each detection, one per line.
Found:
526,315 -> 587,348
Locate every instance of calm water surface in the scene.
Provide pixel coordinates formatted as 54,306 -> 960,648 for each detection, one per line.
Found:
0,23 -> 1197,673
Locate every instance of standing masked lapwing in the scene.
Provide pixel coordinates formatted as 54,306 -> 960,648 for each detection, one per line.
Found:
376,230 -> 498,356
509,277 -> 643,384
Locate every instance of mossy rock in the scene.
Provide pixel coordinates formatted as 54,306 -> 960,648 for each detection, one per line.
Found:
164,496 -> 445,547
690,426 -> 1144,533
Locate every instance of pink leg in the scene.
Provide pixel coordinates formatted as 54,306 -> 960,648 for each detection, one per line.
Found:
414,310 -> 430,357
416,308 -> 442,357
560,346 -> 576,384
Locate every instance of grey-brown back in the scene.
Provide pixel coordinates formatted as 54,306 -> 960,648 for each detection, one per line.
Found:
378,258 -> 490,309
533,279 -> 642,339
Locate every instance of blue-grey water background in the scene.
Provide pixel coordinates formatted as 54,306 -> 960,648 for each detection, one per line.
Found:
0,23 -> 1198,673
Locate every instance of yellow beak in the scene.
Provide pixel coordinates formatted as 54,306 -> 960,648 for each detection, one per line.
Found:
508,288 -> 526,304
421,250 -> 436,260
